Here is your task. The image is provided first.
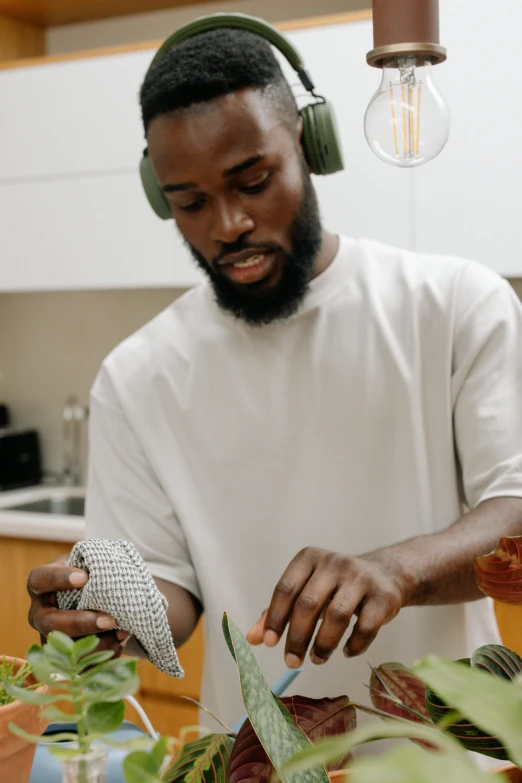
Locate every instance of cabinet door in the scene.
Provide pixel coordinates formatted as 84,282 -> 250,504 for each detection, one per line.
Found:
0,170 -> 203,290
0,49 -> 153,180
0,17 -> 413,291
0,536 -> 203,739
413,0 -> 522,276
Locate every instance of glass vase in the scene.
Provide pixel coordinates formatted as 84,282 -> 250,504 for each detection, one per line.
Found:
60,744 -> 107,783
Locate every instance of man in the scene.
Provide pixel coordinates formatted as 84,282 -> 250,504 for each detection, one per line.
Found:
28,27 -> 522,729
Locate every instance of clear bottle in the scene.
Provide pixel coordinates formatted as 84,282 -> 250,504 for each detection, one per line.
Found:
60,745 -> 107,783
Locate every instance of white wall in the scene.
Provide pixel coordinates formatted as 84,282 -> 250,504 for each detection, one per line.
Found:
0,288 -> 183,479
47,0 -> 370,53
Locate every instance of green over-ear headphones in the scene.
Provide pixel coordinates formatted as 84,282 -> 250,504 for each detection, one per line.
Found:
139,12 -> 344,220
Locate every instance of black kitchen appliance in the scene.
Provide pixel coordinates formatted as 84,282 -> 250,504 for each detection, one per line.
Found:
0,428 -> 42,490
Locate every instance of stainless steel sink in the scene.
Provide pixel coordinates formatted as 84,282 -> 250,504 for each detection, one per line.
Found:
6,495 -> 85,516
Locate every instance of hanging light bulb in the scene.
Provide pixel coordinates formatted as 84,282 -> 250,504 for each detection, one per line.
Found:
364,55 -> 449,167
365,0 -> 449,167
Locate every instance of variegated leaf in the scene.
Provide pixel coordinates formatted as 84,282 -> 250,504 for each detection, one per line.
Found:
162,734 -> 233,783
228,696 -> 355,783
222,613 -> 329,783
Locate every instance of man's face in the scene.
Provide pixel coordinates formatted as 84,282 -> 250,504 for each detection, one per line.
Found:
147,88 -> 322,325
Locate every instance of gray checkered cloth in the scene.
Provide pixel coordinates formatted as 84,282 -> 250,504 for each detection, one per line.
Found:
57,539 -> 184,678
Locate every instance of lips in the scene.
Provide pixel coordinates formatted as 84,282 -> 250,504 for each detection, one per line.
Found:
219,251 -> 276,285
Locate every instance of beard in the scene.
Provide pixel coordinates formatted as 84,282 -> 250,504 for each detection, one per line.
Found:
185,168 -> 322,326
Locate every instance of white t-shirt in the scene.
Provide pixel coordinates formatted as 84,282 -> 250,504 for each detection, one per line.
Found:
85,236 -> 522,730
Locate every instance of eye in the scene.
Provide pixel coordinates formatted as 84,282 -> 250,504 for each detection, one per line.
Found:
177,199 -> 205,213
240,173 -> 271,195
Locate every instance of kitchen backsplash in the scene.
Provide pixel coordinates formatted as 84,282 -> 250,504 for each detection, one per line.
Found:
0,288 -> 183,482
1,279 -> 522,486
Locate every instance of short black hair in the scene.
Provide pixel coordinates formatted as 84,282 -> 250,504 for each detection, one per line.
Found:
140,27 -> 299,133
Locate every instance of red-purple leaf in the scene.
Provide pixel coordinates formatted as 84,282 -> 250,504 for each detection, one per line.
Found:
227,695 -> 356,783
369,662 -> 430,723
475,536 -> 522,604
369,662 -> 434,750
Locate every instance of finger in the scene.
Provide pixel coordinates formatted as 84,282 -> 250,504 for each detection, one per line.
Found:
310,586 -> 364,665
35,607 -> 117,639
343,599 -> 389,658
93,631 -> 127,656
263,550 -> 317,649
283,574 -> 338,669
28,563 -> 88,597
116,630 -> 131,642
246,610 -> 268,646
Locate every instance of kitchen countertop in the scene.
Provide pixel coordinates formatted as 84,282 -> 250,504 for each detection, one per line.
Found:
0,485 -> 86,542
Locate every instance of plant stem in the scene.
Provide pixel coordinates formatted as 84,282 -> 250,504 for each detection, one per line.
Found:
70,671 -> 89,755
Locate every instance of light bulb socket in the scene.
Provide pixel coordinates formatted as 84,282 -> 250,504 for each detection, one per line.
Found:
367,0 -> 447,68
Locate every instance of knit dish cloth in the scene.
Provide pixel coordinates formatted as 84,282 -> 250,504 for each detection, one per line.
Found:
57,539 -> 184,678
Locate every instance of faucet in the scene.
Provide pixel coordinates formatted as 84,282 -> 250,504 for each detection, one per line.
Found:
62,395 -> 89,486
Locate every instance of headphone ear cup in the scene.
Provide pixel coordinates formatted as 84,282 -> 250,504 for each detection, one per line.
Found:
139,152 -> 172,220
300,101 -> 344,176
300,104 -> 323,175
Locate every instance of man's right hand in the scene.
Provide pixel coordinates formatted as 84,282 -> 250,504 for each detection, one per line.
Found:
27,555 -> 130,655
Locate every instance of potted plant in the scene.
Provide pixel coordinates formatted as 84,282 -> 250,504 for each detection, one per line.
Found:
161,536 -> 522,783
3,633 -> 169,783
0,656 -> 49,783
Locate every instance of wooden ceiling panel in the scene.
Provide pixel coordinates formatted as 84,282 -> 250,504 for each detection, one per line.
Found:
0,0 -> 222,28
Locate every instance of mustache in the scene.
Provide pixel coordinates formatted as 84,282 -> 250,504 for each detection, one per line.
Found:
212,240 -> 282,267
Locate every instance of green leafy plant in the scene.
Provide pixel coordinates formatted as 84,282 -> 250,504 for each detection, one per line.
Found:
2,631 -> 170,783
163,536 -> 522,783
278,536 -> 522,782
0,658 -> 38,706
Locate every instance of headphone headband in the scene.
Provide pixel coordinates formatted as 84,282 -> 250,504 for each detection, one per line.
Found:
147,13 -> 316,93
140,12 -> 344,219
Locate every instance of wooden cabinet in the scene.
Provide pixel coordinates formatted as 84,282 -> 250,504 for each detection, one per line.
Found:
0,536 -> 203,738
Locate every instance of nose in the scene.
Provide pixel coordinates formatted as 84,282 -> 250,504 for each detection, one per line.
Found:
210,198 -> 255,245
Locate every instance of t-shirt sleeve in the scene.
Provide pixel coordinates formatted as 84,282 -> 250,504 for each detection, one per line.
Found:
85,368 -> 202,604
452,265 -> 522,509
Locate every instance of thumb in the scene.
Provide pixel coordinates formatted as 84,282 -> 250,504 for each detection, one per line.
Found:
246,609 -> 268,645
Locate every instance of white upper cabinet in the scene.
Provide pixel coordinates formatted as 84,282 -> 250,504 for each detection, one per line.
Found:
0,16 -> 413,291
413,0 -> 522,276
6,3 -> 520,289
0,50 -> 153,179
0,170 -> 202,291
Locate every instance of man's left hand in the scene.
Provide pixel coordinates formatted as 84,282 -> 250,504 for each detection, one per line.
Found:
246,546 -> 414,667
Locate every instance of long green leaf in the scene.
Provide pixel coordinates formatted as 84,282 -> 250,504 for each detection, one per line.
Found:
47,631 -> 75,657
416,656 -> 522,767
349,742 -> 498,783
9,723 -> 79,744
72,635 -> 101,663
223,613 -> 329,783
76,651 -> 116,673
2,681 -> 59,705
40,706 -> 79,723
163,734 -> 233,783
81,659 -> 139,704
26,646 -> 63,685
283,716 -> 466,776
151,738 -> 169,772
